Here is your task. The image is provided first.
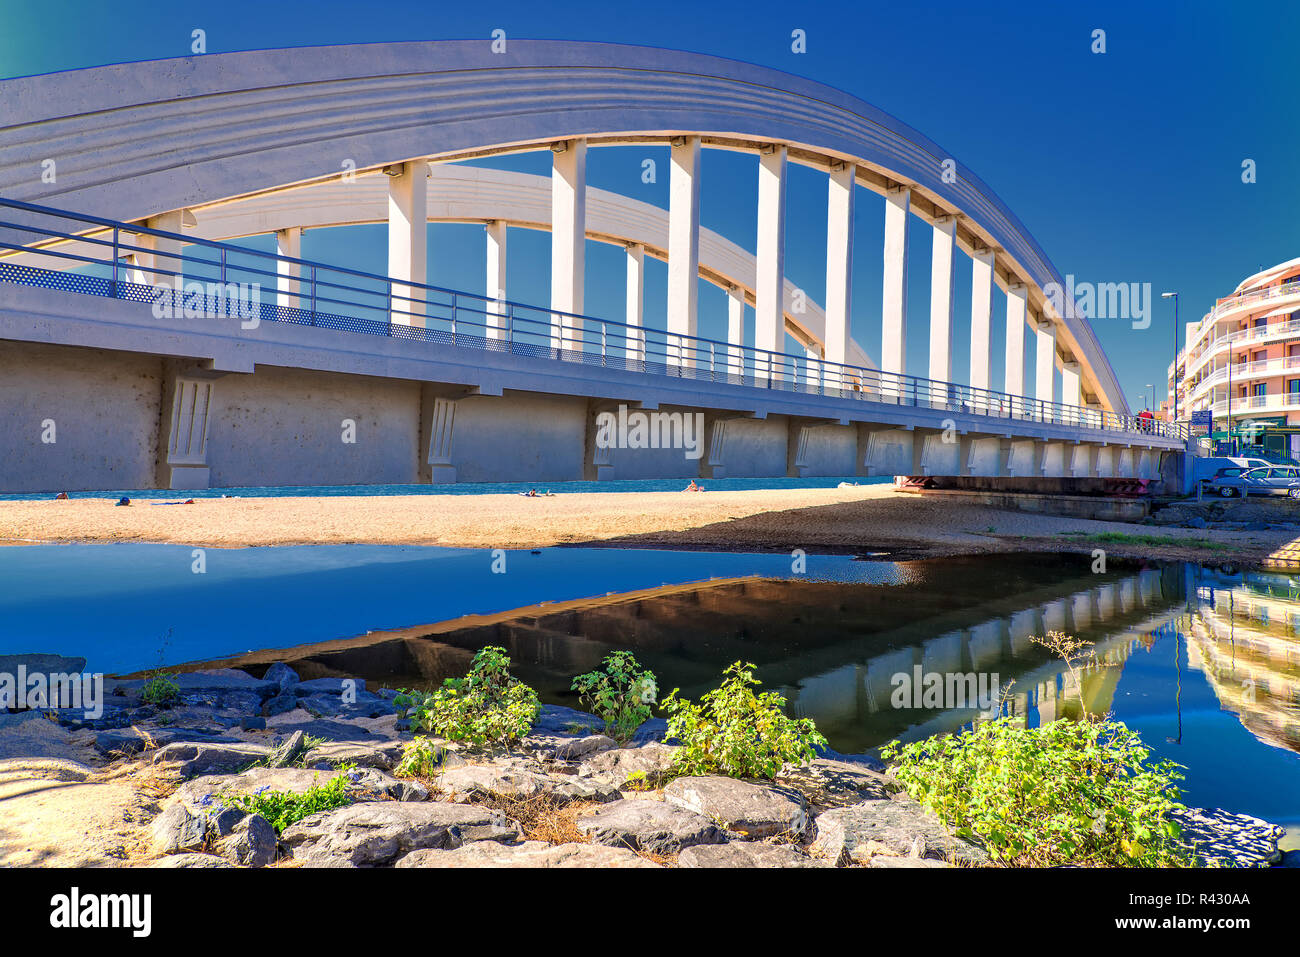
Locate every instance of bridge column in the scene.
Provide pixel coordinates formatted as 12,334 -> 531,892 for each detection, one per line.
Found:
625,243 -> 645,365
133,211 -> 184,286
387,161 -> 427,327
485,220 -> 507,340
1005,283 -> 1028,413
928,216 -> 957,404
1061,358 -> 1082,417
668,136 -> 701,367
550,138 -> 587,353
755,145 -> 788,384
726,284 -> 745,380
881,188 -> 911,400
275,227 -> 301,310
969,248 -> 995,411
1035,317 -> 1057,419
824,162 -> 855,388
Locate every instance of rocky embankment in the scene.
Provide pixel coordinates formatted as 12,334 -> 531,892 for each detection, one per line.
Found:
0,665 -> 1291,869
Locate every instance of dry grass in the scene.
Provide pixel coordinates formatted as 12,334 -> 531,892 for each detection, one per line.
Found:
469,791 -> 598,846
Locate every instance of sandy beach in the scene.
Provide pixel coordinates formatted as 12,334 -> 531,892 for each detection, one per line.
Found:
0,485 -> 1289,563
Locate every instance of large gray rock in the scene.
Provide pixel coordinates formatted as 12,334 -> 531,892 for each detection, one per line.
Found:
552,735 -> 617,762
262,663 -> 299,692
439,763 -> 550,801
153,741 -> 271,776
395,840 -> 658,868
212,813 -> 278,868
581,742 -> 679,788
307,740 -> 406,770
663,776 -> 808,839
677,842 -> 831,868
282,802 -> 518,867
268,730 -> 307,768
550,777 -> 623,805
118,669 -> 277,699
810,798 -> 988,866
1173,807 -> 1284,867
576,800 -> 724,854
295,678 -> 366,696
776,759 -> 897,810
150,802 -> 209,855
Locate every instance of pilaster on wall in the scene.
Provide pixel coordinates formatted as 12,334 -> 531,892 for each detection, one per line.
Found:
699,410 -> 755,480
785,418 -> 841,478
583,398 -> 621,481
419,384 -> 473,484
156,363 -> 221,490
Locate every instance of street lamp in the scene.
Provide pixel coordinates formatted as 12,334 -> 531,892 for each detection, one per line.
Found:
1162,292 -> 1180,421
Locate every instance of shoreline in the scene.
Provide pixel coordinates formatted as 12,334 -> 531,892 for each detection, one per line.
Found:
0,485 -> 1292,565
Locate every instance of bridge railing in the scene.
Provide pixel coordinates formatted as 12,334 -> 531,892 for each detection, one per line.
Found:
0,198 -> 1188,442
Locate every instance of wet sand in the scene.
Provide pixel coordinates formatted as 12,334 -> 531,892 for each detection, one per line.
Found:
0,485 -> 1288,563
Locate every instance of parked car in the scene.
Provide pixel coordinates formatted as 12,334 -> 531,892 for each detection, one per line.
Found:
1208,465 -> 1300,499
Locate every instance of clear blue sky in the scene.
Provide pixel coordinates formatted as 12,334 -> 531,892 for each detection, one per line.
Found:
3,0 -> 1297,409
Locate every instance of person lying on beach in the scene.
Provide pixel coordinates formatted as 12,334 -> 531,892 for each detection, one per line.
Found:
520,488 -> 538,497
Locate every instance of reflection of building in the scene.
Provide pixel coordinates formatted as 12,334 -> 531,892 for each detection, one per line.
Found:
1185,570 -> 1300,755
1169,258 -> 1300,457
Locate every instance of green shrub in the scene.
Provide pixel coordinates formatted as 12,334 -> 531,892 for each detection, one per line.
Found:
660,661 -> 827,780
141,671 -> 181,707
882,717 -> 1196,867
395,736 -> 445,778
570,652 -> 658,742
221,771 -> 353,834
407,646 -> 539,747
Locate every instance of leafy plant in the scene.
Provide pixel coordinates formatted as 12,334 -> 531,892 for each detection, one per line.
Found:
407,646 -> 539,748
141,671 -> 181,707
393,687 -> 437,723
882,717 -> 1195,867
220,771 -> 353,834
570,652 -> 658,742
660,661 -> 827,781
395,736 -> 445,778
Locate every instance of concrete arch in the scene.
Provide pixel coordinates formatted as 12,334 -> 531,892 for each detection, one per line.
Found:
0,39 -> 1123,411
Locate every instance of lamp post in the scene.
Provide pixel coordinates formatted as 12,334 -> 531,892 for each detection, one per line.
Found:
1162,292 -> 1180,421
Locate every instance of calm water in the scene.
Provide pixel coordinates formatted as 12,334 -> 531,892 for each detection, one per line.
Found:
0,475 -> 887,502
0,544 -> 1297,841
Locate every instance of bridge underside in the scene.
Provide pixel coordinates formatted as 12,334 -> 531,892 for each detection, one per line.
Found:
0,285 -> 1179,493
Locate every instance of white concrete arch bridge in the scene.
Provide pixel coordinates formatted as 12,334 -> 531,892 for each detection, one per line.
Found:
0,40 -> 1185,492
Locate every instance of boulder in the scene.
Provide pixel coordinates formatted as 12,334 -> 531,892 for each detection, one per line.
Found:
150,802 -> 209,855
576,800 -> 724,854
677,842 -> 831,868
552,734 -> 617,762
531,705 -> 603,737
211,813 -> 277,868
262,693 -> 298,718
306,740 -> 406,770
775,759 -> 897,810
282,802 -> 518,867
439,763 -> 551,801
550,778 -> 623,805
0,653 -> 88,677
1173,807 -> 1284,867
152,741 -> 271,776
268,730 -> 308,768
810,798 -> 988,866
663,776 -> 808,839
295,678 -> 366,696
581,742 -> 679,788
395,840 -> 658,868
95,728 -> 174,757
262,663 -> 299,692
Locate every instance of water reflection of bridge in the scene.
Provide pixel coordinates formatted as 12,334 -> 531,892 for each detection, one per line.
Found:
1185,568 -> 1300,755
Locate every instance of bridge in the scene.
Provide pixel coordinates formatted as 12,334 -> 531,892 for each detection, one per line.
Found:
0,40 -> 1186,492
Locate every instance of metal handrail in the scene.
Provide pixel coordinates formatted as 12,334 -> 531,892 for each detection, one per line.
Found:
0,196 -> 1189,442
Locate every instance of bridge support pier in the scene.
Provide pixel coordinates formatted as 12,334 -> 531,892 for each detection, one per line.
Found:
1035,318 -> 1057,411
387,161 -> 427,327
275,227 -> 301,309
485,220 -> 507,340
626,243 -> 645,364
928,216 -> 956,391
550,138 -> 587,352
969,248 -> 995,408
755,145 -> 788,383
1005,283 -> 1028,407
823,162 -> 854,375
156,364 -> 220,490
726,284 -> 745,380
880,187 -> 910,399
667,136 -> 701,360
